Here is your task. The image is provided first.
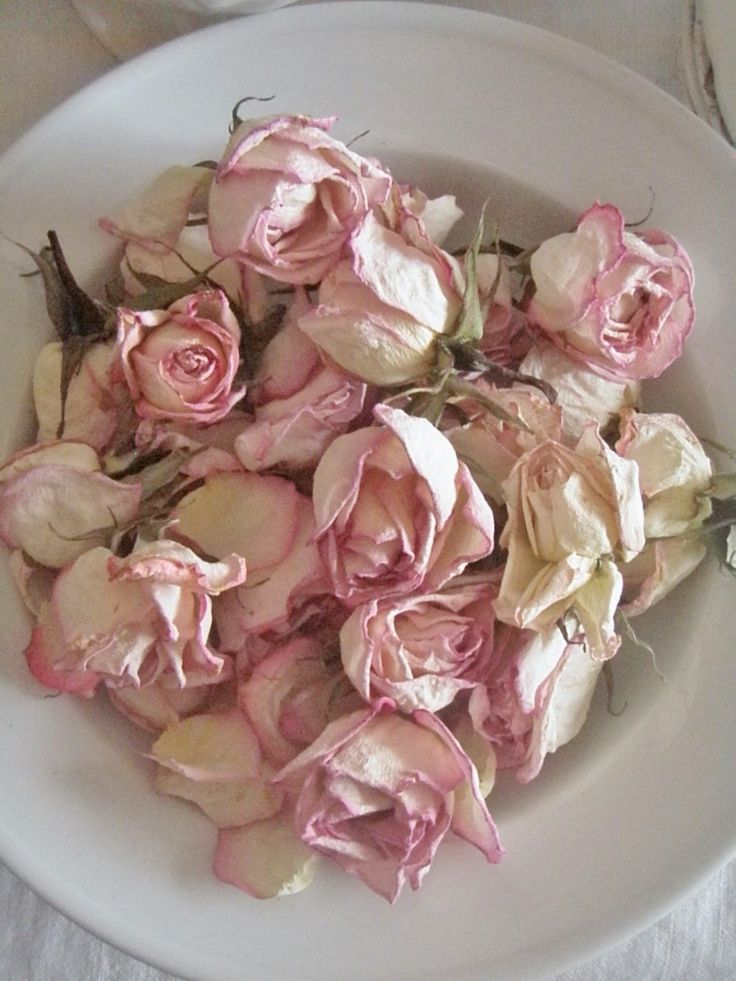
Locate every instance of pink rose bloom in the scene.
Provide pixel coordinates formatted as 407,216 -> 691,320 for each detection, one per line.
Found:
467,623 -> 603,782
26,540 -> 246,692
312,404 -> 495,606
527,203 -> 695,381
298,213 -> 462,385
494,427 -> 645,658
275,706 -> 504,902
339,575 -> 498,713
240,634 -> 362,766
208,114 -> 392,284
116,289 -> 244,424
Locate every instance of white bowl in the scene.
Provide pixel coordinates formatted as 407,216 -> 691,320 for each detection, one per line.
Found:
1,4 -> 735,979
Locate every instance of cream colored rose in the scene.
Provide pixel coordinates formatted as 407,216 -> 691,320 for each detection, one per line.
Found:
615,409 -> 712,537
495,427 -> 645,658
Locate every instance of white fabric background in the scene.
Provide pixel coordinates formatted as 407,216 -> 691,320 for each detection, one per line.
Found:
0,1 -> 734,978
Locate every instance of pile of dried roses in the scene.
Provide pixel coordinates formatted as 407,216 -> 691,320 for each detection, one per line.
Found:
1,111 -> 731,904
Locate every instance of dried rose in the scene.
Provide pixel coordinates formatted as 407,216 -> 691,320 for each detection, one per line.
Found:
494,428 -> 645,657
298,213 -> 461,384
115,289 -> 244,424
527,203 -> 694,381
209,114 -> 391,284
26,540 -> 245,690
615,409 -> 712,537
339,575 -> 497,713
275,706 -> 503,902
312,404 -> 495,606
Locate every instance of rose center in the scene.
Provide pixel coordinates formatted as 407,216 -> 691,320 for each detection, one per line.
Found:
170,345 -> 216,380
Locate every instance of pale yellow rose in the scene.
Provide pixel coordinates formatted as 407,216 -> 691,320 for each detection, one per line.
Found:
495,427 -> 645,658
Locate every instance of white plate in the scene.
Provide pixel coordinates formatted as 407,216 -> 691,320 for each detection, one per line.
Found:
1,4 -> 735,979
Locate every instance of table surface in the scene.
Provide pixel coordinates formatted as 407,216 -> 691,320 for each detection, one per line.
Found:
1,1 -> 734,979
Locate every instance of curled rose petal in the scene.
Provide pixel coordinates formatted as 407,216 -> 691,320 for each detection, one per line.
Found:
0,443 -> 141,569
150,709 -> 262,781
107,683 -> 212,732
151,709 -> 283,826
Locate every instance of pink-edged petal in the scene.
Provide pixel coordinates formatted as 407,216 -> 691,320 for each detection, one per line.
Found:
174,472 -> 298,572
24,605 -> 101,697
213,812 -> 319,899
0,466 -> 141,568
415,711 -> 504,863
106,683 -> 212,732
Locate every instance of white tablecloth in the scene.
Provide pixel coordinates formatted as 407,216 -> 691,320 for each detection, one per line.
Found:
1,1 -> 734,978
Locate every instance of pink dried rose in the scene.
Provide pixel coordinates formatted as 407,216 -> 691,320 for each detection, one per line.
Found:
312,404 -> 495,606
26,540 -> 246,692
208,114 -> 392,284
0,441 -> 141,569
298,212 -> 462,384
615,409 -> 712,537
494,427 -> 645,658
467,623 -> 603,782
527,203 -> 695,381
173,471 -> 328,645
115,289 -> 245,424
275,706 -> 504,902
240,633 -> 362,766
339,575 -> 498,713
